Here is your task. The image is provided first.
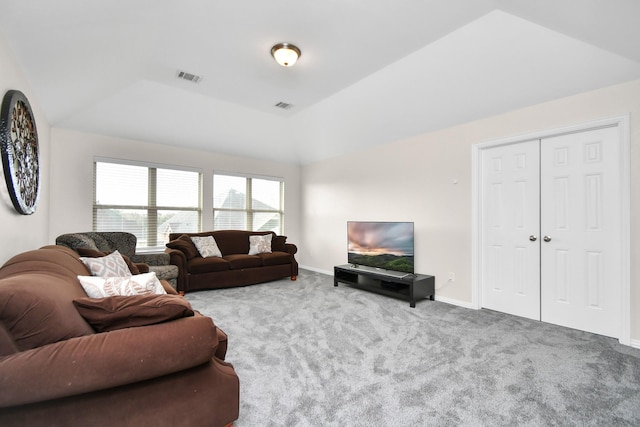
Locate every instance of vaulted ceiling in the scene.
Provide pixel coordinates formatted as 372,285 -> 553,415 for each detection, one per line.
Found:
1,0 -> 639,164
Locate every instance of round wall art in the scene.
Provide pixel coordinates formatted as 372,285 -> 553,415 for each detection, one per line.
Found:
0,89 -> 40,215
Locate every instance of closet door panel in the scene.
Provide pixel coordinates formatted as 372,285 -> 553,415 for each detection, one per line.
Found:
480,140 -> 540,320
540,127 -> 622,338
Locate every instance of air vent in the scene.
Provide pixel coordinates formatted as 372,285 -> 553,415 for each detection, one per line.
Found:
176,70 -> 202,83
274,101 -> 293,110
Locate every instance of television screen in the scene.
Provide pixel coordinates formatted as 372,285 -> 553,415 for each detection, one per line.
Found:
347,221 -> 414,274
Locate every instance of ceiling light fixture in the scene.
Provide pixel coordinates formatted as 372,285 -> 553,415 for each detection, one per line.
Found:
271,43 -> 301,67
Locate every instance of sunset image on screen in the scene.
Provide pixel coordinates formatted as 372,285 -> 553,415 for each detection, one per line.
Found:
348,222 -> 414,273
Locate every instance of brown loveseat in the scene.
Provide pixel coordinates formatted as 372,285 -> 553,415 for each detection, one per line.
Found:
0,245 -> 239,427
166,230 -> 298,293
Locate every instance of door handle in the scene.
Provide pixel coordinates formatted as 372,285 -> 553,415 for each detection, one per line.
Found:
543,235 -> 552,242
529,235 -> 537,242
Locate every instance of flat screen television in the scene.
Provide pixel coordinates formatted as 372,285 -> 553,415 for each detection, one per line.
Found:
347,221 -> 414,274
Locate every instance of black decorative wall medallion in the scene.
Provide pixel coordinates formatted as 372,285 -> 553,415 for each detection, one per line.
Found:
0,90 -> 40,215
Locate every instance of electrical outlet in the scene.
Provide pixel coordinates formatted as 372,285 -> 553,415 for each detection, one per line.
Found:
448,272 -> 455,282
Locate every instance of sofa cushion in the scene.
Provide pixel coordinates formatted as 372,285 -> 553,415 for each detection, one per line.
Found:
188,257 -> 231,274
0,274 -> 94,351
258,251 -> 292,267
210,230 -> 252,255
223,254 -> 263,270
77,272 -> 167,298
73,294 -> 194,332
248,234 -> 272,255
191,236 -> 223,258
166,234 -> 199,259
151,265 -> 179,283
272,235 -> 287,252
80,250 -> 132,278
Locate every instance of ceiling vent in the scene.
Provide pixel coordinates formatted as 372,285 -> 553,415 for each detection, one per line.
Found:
274,101 -> 293,110
176,70 -> 202,83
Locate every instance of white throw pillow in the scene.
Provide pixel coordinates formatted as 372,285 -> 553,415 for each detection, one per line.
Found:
77,272 -> 167,298
80,250 -> 132,277
248,234 -> 272,255
191,236 -> 222,258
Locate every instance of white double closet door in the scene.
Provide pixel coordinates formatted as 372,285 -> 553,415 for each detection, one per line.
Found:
480,126 -> 622,338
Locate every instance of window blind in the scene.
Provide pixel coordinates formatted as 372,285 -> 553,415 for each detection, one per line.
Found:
213,173 -> 284,233
94,160 -> 202,250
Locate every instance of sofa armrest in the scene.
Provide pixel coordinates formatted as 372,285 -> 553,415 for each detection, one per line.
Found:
0,316 -> 218,408
284,242 -> 298,255
165,248 -> 188,293
131,252 -> 170,266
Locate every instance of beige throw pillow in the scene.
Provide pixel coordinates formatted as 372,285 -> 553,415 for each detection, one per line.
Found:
77,272 -> 167,298
248,234 -> 272,255
191,236 -> 223,258
80,250 -> 132,277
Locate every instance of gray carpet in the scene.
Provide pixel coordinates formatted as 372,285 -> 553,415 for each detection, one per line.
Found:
186,270 -> 640,426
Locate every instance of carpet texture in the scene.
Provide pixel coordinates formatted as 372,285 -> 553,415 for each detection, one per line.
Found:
186,270 -> 640,426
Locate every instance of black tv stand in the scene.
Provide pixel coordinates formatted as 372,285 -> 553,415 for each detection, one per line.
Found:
334,264 -> 434,308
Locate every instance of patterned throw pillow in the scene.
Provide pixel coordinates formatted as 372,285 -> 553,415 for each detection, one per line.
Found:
77,272 -> 167,298
80,250 -> 132,277
248,234 -> 272,255
77,248 -> 141,275
191,236 -> 223,258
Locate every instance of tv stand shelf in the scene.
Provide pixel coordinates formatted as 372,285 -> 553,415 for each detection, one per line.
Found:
334,264 -> 434,308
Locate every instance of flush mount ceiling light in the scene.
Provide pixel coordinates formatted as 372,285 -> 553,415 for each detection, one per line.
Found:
271,43 -> 301,67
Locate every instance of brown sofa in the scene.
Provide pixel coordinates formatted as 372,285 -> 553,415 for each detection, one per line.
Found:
0,245 -> 239,427
166,230 -> 298,293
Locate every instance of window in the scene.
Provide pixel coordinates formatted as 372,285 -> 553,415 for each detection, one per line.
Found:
94,159 -> 202,250
213,173 -> 284,233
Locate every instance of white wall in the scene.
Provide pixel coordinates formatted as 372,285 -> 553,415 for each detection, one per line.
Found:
48,129 -> 301,250
301,79 -> 640,340
0,33 -> 51,264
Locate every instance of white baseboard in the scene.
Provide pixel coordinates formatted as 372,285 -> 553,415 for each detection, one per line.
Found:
630,339 -> 640,350
434,295 -> 476,309
299,265 -> 333,276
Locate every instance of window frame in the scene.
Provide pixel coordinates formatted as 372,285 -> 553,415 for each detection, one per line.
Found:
212,171 -> 284,234
93,157 -> 203,250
